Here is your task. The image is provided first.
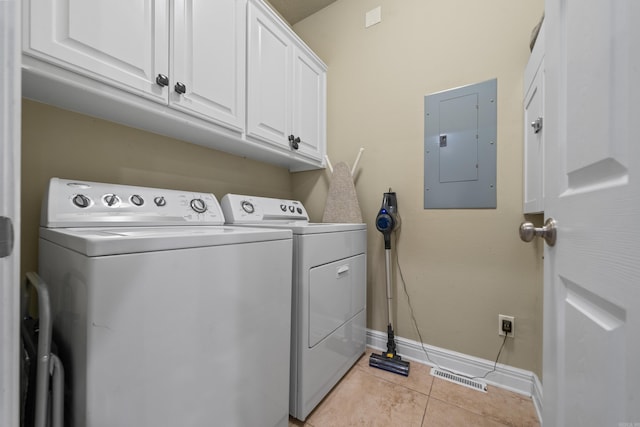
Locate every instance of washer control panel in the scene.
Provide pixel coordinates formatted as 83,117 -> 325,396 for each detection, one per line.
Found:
220,194 -> 309,224
42,178 -> 225,227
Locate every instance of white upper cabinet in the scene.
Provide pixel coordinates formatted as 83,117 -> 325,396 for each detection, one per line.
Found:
170,0 -> 245,132
22,0 -> 326,171
523,23 -> 545,214
247,0 -> 326,163
292,46 -> 326,163
25,0 -> 170,104
247,3 -> 292,149
25,0 -> 245,133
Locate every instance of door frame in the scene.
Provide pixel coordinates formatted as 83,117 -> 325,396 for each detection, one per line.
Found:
0,0 -> 21,425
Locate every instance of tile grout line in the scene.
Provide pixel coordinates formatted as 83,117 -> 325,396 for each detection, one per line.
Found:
421,373 -> 435,426
430,379 -> 493,420
422,395 -> 431,426
430,378 -> 539,427
358,363 -> 433,426
360,362 -> 435,426
424,396 -> 515,427
357,360 -> 435,395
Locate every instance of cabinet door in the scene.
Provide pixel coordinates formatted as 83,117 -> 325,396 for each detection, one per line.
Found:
246,2 -> 292,150
523,58 -> 544,213
26,0 -> 169,103
292,47 -> 326,162
171,0 -> 245,132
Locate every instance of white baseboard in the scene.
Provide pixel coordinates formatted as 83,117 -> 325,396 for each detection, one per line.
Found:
367,328 -> 543,425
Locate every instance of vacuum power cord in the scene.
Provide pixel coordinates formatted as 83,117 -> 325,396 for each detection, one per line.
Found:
393,227 -> 508,381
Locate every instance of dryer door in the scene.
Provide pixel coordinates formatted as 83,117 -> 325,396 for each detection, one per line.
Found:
308,254 -> 365,348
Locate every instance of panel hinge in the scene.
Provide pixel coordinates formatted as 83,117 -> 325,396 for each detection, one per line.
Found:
0,216 -> 15,258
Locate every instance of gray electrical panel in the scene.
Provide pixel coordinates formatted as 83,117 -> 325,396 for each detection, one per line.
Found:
424,79 -> 497,209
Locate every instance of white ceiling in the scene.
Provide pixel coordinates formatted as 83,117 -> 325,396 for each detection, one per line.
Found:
267,0 -> 337,25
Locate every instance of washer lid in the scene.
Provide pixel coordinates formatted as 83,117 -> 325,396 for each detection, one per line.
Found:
39,226 -> 292,256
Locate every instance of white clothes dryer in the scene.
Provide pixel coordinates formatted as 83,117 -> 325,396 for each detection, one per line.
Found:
38,178 -> 293,427
220,194 -> 367,421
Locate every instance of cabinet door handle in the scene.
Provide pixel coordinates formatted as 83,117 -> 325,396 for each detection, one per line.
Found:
531,117 -> 543,134
288,135 -> 300,150
175,82 -> 186,94
155,74 -> 169,87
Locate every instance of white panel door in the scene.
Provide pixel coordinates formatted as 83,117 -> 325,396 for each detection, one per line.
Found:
171,0 -> 246,132
292,47 -> 325,163
0,1 -> 20,425
543,0 -> 640,425
27,0 -> 169,103
246,1 -> 292,151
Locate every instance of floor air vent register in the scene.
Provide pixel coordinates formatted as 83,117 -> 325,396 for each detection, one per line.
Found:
430,367 -> 488,393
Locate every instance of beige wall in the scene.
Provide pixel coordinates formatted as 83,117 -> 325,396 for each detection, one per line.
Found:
292,0 -> 545,377
21,99 -> 292,278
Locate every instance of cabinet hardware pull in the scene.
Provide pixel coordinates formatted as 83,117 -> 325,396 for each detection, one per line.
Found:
531,117 -> 543,134
288,135 -> 300,150
175,82 -> 186,94
155,74 -> 169,87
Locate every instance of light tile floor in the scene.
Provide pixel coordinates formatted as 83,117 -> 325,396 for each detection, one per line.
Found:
289,348 -> 540,427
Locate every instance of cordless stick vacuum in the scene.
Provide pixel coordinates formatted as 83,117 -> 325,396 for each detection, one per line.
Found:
369,190 -> 410,376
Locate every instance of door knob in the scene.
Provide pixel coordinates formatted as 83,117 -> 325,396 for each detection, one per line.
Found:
519,218 -> 557,246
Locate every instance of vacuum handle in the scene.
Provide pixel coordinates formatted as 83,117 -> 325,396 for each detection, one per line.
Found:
376,212 -> 395,250
385,248 -> 393,326
383,231 -> 392,250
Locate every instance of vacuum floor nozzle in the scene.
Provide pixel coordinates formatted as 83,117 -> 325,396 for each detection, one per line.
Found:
369,352 -> 410,377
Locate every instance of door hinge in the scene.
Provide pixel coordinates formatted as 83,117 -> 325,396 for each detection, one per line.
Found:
0,216 -> 14,258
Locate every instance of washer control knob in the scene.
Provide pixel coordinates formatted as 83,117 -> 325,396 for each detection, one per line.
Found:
297,207 -> 303,214
103,194 -> 120,207
288,206 -> 295,213
190,198 -> 207,214
154,196 -> 166,207
280,204 -> 287,212
241,200 -> 255,214
72,194 -> 91,209
130,194 -> 144,206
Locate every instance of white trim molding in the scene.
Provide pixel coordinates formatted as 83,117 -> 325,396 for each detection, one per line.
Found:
367,329 -> 543,425
1,0 -> 21,425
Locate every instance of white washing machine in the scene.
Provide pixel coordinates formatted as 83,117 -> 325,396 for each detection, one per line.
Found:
38,178 -> 293,427
220,194 -> 367,421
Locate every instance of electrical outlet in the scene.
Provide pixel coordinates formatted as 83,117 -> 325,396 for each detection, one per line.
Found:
498,314 -> 515,337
